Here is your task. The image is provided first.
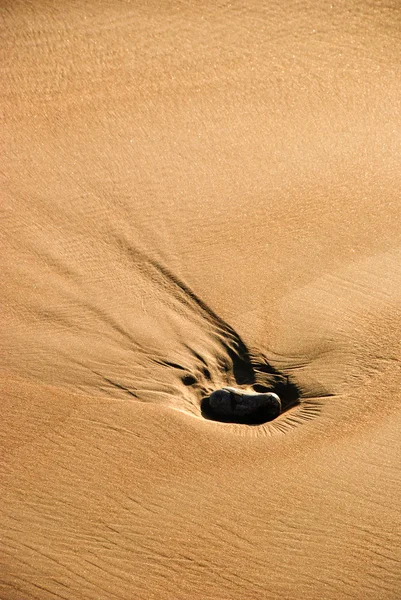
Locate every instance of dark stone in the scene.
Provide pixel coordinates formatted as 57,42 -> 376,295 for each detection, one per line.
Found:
202,387 -> 281,425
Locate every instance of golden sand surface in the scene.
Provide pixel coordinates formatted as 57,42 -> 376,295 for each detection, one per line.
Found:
2,1 -> 401,598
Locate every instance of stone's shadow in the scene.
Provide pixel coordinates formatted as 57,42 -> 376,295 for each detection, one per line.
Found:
126,250 -> 301,422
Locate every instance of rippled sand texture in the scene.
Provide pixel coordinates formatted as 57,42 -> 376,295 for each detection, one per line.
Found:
2,1 -> 401,598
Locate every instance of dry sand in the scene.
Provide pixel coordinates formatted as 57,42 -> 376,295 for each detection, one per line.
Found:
2,1 -> 401,598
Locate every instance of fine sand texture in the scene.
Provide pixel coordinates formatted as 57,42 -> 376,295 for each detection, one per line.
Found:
2,1 -> 401,598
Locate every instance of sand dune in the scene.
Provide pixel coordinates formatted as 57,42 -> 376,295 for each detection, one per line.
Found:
2,1 -> 401,598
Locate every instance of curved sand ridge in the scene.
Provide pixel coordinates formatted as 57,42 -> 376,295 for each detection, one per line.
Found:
1,229 -> 304,428
1,211 -> 324,433
2,1 -> 401,599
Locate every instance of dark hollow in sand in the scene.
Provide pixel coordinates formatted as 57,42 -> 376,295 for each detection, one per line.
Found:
201,388 -> 282,425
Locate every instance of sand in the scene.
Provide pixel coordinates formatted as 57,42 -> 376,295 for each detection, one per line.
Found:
2,1 -> 401,598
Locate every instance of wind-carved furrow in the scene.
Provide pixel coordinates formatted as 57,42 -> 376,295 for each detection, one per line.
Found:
91,371 -> 139,399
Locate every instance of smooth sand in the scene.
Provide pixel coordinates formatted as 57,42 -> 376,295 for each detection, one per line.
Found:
2,1 -> 401,598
